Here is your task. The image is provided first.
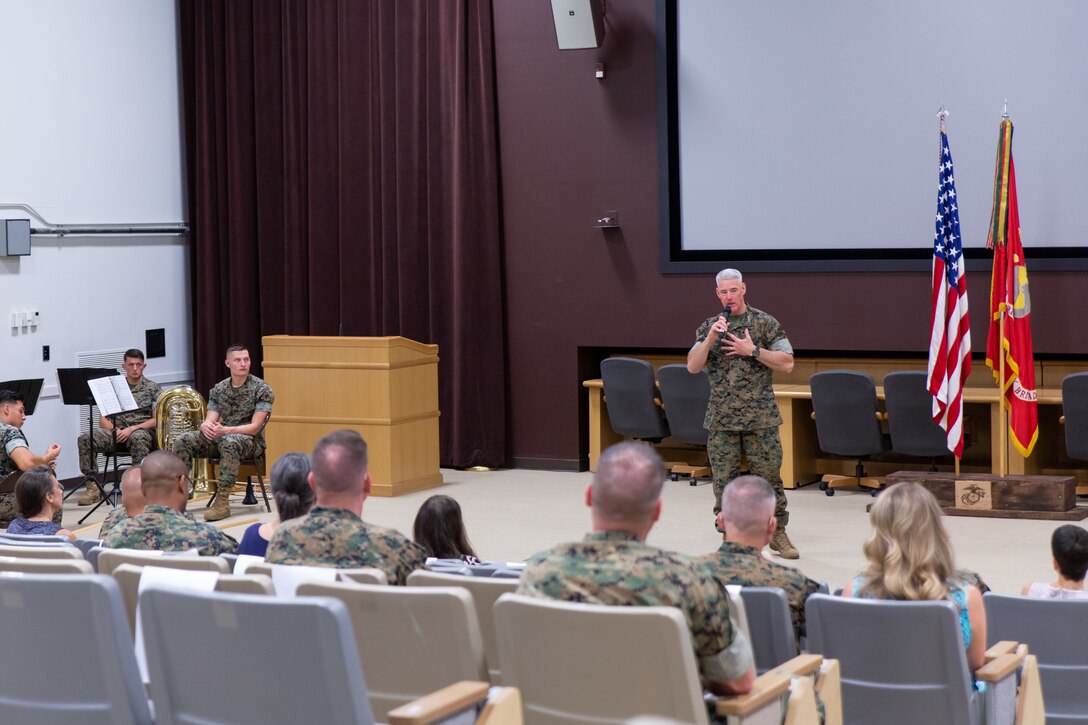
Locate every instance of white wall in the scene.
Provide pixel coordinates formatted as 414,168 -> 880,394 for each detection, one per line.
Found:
0,0 -> 190,479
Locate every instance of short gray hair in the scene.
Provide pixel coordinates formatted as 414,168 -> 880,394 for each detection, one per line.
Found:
721,475 -> 775,535
592,443 -> 666,521
715,268 -> 743,284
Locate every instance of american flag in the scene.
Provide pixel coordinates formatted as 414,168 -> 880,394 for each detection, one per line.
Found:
927,128 -> 971,458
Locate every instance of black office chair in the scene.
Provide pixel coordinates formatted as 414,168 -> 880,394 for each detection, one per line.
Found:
883,371 -> 957,472
600,358 -> 670,443
1061,372 -> 1088,496
810,370 -> 889,496
657,364 -> 711,484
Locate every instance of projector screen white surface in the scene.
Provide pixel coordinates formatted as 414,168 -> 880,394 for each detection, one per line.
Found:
0,0 -> 184,223
674,0 -> 1088,255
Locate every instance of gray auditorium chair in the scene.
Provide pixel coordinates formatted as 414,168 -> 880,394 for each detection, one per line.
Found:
1061,373 -> 1088,493
883,371 -> 956,470
0,532 -> 72,544
0,542 -> 83,559
810,370 -> 888,496
806,594 -> 1022,725
141,587 -> 376,724
600,358 -> 670,442
984,592 -> 1088,724
738,587 -> 798,675
0,556 -> 94,574
657,364 -> 712,484
0,573 -> 153,724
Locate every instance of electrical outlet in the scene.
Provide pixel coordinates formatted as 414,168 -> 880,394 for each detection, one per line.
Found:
42,345 -> 49,361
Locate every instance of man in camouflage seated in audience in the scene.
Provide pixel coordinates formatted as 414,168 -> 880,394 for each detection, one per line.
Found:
97,465 -> 196,538
104,451 -> 236,555
265,429 -> 426,585
0,389 -> 62,528
518,442 -> 756,696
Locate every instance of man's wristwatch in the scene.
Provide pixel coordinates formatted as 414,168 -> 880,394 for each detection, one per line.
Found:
751,346 -> 761,359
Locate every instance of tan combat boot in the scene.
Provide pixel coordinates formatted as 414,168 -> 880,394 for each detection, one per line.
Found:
77,479 -> 101,506
204,488 -> 232,522
770,529 -> 799,559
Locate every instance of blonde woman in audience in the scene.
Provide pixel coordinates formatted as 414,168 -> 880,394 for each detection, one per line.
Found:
1020,524 -> 1088,599
841,481 -> 987,671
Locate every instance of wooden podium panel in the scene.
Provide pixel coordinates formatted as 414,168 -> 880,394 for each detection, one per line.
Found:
262,335 -> 443,497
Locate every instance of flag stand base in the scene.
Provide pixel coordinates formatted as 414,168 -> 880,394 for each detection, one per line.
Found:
886,471 -> 1088,521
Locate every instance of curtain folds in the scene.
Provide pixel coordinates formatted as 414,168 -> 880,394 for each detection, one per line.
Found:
179,0 -> 506,467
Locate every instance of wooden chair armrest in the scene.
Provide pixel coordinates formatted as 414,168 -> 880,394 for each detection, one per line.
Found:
387,681 -> 491,725
975,651 -> 1024,683
984,640 -> 1019,662
771,653 -> 824,678
715,672 -> 791,717
477,687 -> 522,725
1060,415 -> 1065,425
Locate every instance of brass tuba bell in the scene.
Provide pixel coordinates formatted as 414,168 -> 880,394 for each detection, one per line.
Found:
156,385 -> 210,494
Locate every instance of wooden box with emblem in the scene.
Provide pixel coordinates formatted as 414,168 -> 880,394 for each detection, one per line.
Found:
886,470 -> 1084,520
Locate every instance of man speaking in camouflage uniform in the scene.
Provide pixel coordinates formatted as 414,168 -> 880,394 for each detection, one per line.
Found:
76,348 -> 162,505
518,442 -> 756,695
173,344 -> 274,522
700,476 -> 820,647
265,429 -> 427,585
104,451 -> 236,555
0,390 -> 62,527
687,268 -> 800,559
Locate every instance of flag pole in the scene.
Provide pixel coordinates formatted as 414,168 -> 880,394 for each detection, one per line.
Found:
998,295 -> 1008,477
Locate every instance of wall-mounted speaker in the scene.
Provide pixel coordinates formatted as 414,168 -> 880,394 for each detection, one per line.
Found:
0,219 -> 31,256
550,0 -> 605,50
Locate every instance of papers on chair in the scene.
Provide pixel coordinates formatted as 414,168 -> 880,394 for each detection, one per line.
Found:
134,567 -> 220,683
269,564 -> 338,597
233,554 -> 265,575
87,375 -> 140,417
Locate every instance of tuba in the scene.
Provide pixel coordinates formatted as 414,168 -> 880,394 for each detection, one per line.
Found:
156,385 -> 210,494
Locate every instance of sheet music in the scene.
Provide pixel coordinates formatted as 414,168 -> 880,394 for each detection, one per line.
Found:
87,375 -> 139,416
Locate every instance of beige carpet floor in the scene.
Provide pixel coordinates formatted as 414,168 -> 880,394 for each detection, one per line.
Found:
65,469 -> 1086,595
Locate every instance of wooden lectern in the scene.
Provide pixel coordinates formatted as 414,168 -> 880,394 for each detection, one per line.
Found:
261,335 -> 443,497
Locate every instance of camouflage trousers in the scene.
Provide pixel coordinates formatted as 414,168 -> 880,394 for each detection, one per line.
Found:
0,492 -> 64,527
173,432 -> 262,496
707,427 -> 789,528
78,428 -> 155,477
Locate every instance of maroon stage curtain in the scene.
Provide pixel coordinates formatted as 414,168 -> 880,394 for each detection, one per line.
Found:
179,0 -> 505,468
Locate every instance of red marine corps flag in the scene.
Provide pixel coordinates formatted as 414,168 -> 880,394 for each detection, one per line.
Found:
984,116 -> 1038,457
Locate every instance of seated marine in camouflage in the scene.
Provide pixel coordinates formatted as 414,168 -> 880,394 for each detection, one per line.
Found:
518,442 -> 756,696
104,451 -> 237,556
173,344 -> 274,522
76,348 -> 162,506
0,389 -> 62,527
265,429 -> 426,585
699,476 -> 821,649
97,465 -> 196,539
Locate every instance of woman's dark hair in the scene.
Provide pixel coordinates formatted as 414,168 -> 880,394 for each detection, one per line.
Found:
413,495 -> 477,560
269,452 -> 314,523
14,465 -> 55,518
1051,524 -> 1088,582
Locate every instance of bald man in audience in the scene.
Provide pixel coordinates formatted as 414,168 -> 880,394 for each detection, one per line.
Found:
265,429 -> 426,585
97,465 -> 198,538
699,475 -> 820,648
103,451 -> 236,555
518,442 -> 755,696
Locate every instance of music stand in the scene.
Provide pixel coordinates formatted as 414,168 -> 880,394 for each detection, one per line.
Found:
57,368 -> 122,521
0,379 -> 45,415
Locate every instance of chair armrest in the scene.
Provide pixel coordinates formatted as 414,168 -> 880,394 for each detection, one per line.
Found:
715,672 -> 791,717
387,681 -> 490,725
984,640 -> 1019,662
770,653 -> 824,678
975,652 -> 1024,683
477,687 -> 522,725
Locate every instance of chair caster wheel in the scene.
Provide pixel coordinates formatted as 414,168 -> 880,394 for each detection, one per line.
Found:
818,482 -> 828,491
689,480 -> 697,487
825,489 -> 835,497
671,474 -> 679,482
871,488 -> 881,497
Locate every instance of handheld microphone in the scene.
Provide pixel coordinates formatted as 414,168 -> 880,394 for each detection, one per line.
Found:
718,305 -> 731,340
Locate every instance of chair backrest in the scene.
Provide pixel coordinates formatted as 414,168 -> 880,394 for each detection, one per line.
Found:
408,570 -> 519,684
338,567 -> 390,585
0,532 -> 72,544
97,549 -> 230,576
1062,372 -> 1088,461
299,580 -> 488,721
809,371 -> 885,457
141,587 -> 375,725
984,592 -> 1088,722
805,594 -> 976,725
428,560 -> 510,578
494,593 -> 708,725
882,371 -> 952,459
75,537 -> 105,558
600,357 -> 670,441
216,573 -> 275,595
0,573 -> 153,724
0,555 -> 94,574
738,587 -> 798,674
0,543 -> 83,559
657,364 -> 711,446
